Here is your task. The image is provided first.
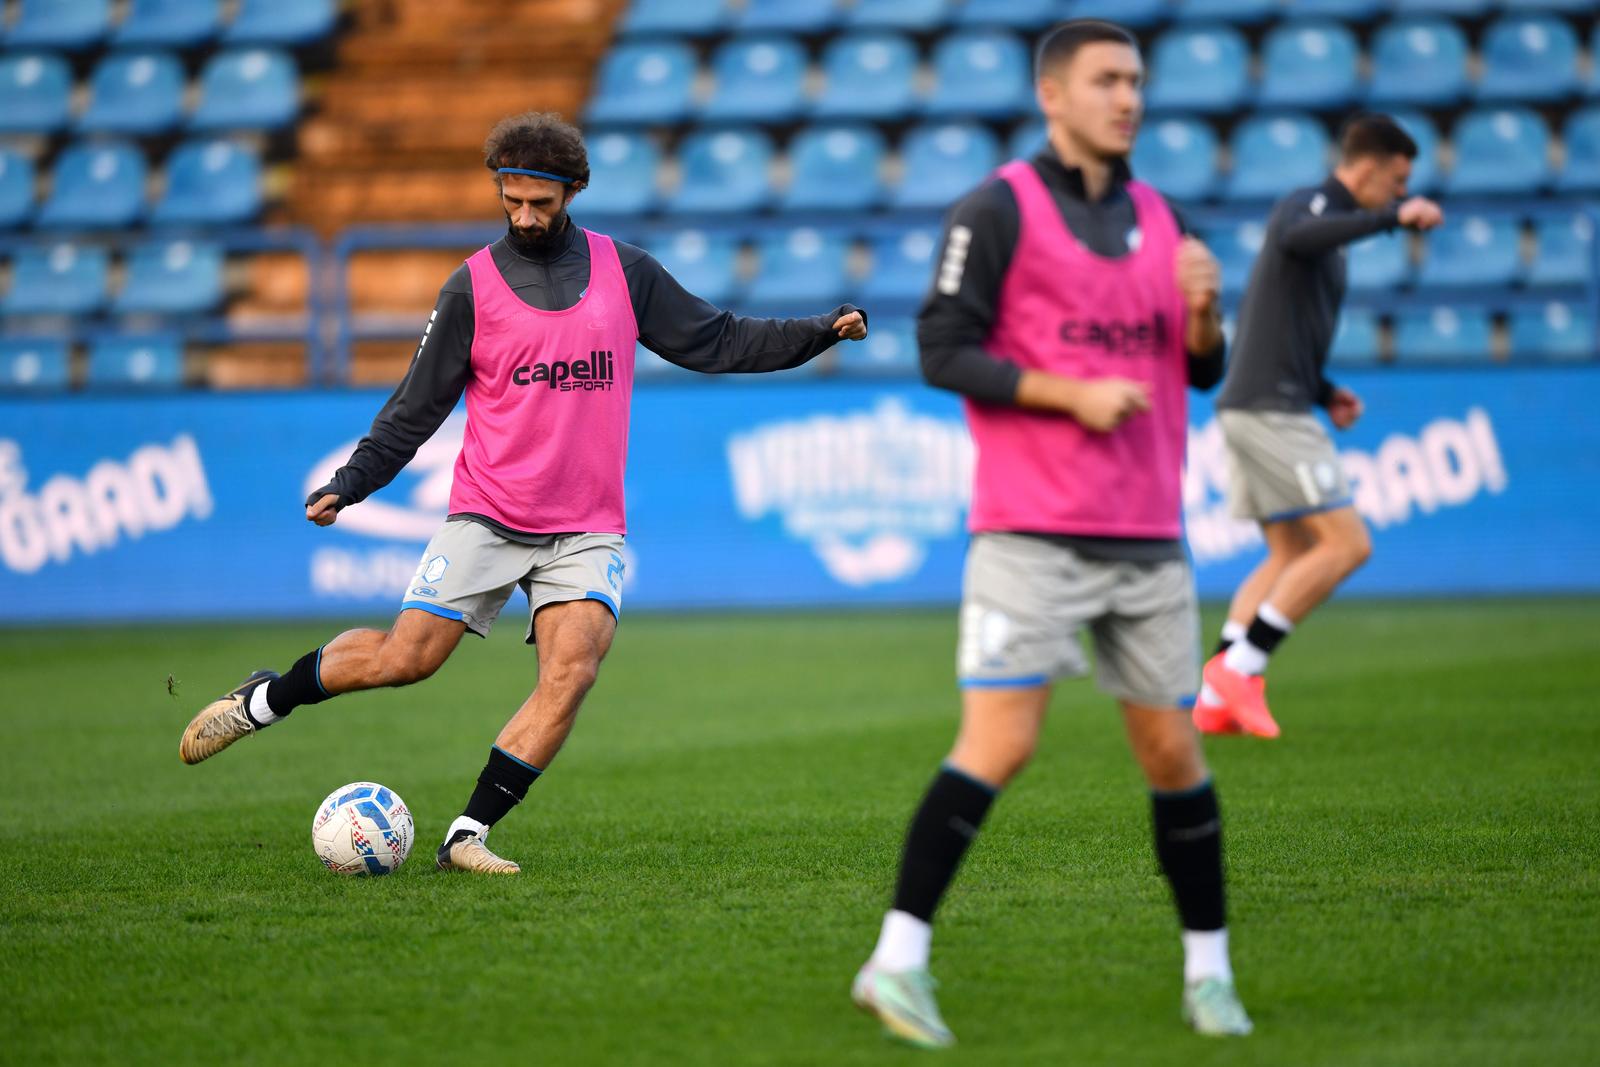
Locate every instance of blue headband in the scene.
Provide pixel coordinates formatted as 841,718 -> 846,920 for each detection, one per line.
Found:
498,167 -> 574,184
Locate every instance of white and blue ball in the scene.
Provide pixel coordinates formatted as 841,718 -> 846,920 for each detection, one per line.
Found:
310,781 -> 413,876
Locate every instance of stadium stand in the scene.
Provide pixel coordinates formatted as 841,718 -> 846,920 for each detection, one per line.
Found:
583,131 -> 661,215
85,331 -> 184,388
1367,18 -> 1470,107
1145,26 -> 1251,113
112,0 -> 221,48
1393,305 -> 1494,362
701,37 -> 807,123
0,150 -> 36,228
78,50 -> 186,135
1509,301 -> 1594,360
813,34 -> 919,120
114,240 -> 226,316
3,242 -> 109,317
746,227 -> 851,309
924,31 -> 1032,118
668,128 -> 775,214
36,142 -> 147,229
1257,22 -> 1362,110
0,51 -> 72,134
781,125 -> 886,211
190,48 -> 301,132
0,336 -> 71,390
5,0 -> 112,52
1329,308 -> 1382,364
1445,108 -> 1552,195
892,123 -> 1000,209
1224,114 -> 1332,201
151,140 -> 264,225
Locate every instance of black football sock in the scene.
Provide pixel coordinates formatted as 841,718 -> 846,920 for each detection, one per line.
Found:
262,648 -> 333,720
460,746 -> 543,831
1152,779 -> 1226,932
892,764 -> 998,923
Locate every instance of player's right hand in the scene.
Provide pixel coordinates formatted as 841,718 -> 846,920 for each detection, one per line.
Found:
307,493 -> 341,526
1397,197 -> 1444,231
1066,377 -> 1152,433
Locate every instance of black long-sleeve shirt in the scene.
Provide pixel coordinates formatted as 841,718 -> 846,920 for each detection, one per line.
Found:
315,216 -> 862,516
1217,176 -> 1401,413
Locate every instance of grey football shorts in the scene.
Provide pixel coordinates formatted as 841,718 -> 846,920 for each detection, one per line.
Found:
1217,409 -> 1353,523
957,533 -> 1200,708
401,519 -> 625,641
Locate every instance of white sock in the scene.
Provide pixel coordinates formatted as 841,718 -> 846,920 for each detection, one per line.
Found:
869,910 -> 932,973
1257,602 -> 1294,634
1182,928 -> 1233,984
1220,620 -> 1247,645
447,815 -> 489,842
1223,638 -> 1269,676
246,683 -> 283,728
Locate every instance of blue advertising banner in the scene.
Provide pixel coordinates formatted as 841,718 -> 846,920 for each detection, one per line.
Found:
1,366 -> 1596,625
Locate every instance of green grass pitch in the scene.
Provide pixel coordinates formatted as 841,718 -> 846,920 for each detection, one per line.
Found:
2,598 -> 1597,1066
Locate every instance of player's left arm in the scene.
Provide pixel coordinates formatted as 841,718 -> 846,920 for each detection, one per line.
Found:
1174,232 -> 1226,390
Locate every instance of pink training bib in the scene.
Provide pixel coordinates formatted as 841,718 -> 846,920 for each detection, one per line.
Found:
449,229 -> 639,534
965,161 -> 1191,539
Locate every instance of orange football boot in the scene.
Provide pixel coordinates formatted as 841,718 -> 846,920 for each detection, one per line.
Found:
1201,653 -> 1281,739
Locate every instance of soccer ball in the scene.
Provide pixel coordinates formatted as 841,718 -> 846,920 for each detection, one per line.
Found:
310,781 -> 414,876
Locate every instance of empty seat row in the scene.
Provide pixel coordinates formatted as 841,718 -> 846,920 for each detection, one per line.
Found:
0,140 -> 263,229
4,0 -> 334,50
1326,303 -> 1595,363
2,239 -> 227,316
2,48 -> 301,136
0,335 -> 185,391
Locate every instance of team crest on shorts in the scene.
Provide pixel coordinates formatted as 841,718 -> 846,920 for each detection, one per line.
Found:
417,554 -> 449,585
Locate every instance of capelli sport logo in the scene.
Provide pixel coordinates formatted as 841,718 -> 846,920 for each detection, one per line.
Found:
1059,314 -> 1171,357
512,350 -> 616,392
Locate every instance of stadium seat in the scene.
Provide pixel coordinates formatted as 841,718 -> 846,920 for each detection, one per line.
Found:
1476,15 -> 1581,103
1131,116 -> 1219,201
1258,22 -> 1360,110
151,139 -> 263,224
925,31 -> 1031,119
1171,0 -> 1280,25
667,129 -> 775,214
1224,114 -> 1330,201
1592,24 -> 1600,98
648,229 -> 740,306
0,52 -> 72,134
1390,110 -> 1441,195
736,0 -> 842,34
1145,27 -> 1251,114
5,0 -> 111,51
1391,0 -> 1487,13
2,242 -> 109,315
837,316 -> 918,374
1347,231 -> 1411,292
892,123 -> 1001,210
190,49 -> 300,131
1555,108 -> 1600,194
701,37 -> 807,123
1206,220 -> 1266,295
1008,119 -> 1046,160
1508,302 -> 1595,361
1416,214 -> 1523,289
860,225 -> 939,305
582,131 -> 660,215
746,228 -> 850,309
0,337 -> 70,391
113,0 -> 220,47
1366,19 -> 1470,107
1392,305 -> 1492,362
1502,0 -> 1600,11
79,51 -> 186,135
621,0 -> 728,36
812,35 -> 918,120
0,150 -> 35,229
1065,0 -> 1170,28
85,333 -> 184,388
223,0 -> 335,46
955,0 -> 1058,29
586,41 -> 696,126
1526,214 -> 1594,289
1446,108 -> 1551,195
37,142 -> 147,229
1286,0 -> 1386,19
114,239 -> 225,315
1329,308 -> 1381,364
781,125 -> 886,211
847,0 -> 950,30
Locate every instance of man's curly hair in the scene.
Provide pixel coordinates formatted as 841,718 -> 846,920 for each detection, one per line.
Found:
484,111 -> 590,193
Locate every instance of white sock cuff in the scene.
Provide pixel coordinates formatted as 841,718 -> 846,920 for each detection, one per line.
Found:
1182,927 -> 1233,984
1257,602 -> 1294,633
447,815 -> 489,842
870,909 -> 932,973
247,683 -> 282,727
1220,620 -> 1247,643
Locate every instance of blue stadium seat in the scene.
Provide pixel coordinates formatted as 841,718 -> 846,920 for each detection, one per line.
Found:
1556,109 -> 1600,193
223,0 -> 335,46
37,142 -> 147,229
925,30 -> 1031,119
1390,110 -> 1441,195
1476,15 -> 1581,102
892,123 -> 1001,210
782,125 -> 886,211
6,0 -> 110,51
813,35 -> 918,120
1258,22 -> 1360,110
1131,116 -> 1219,201
1065,0 -> 1170,27
701,37 -> 807,123
0,52 -> 72,134
1526,214 -> 1594,289
1392,305 -> 1492,362
737,0 -> 842,33
1146,27 -> 1250,114
190,49 -> 300,131
667,129 -> 775,214
1416,214 -> 1523,288
1509,302 -> 1594,361
1366,19 -> 1470,107
151,139 -> 263,224
847,0 -> 950,30
114,0 -> 220,47
582,131 -> 659,215
1503,0 -> 1600,11
0,338 -> 70,391
1347,231 -> 1411,292
79,51 -> 186,135
586,41 -> 696,126
1286,0 -> 1386,19
956,0 -> 1058,29
1171,0 -> 1280,25
861,225 -> 939,305
3,242 -> 109,315
1390,0 -> 1488,14
746,228 -> 850,308
621,0 -> 728,37
648,229 -> 740,306
1206,220 -> 1266,295
837,316 -> 918,374
0,150 -> 35,229
1329,308 -> 1381,365
1446,108 -> 1551,195
86,333 -> 184,388
1224,114 -> 1330,201
1007,119 -> 1046,160
114,239 -> 225,314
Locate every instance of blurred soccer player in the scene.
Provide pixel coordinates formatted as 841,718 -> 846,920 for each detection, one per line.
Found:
851,21 -> 1250,1047
179,112 -> 868,874
1195,115 -> 1443,739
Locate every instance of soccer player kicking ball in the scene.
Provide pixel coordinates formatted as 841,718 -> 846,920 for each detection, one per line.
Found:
1195,115 -> 1443,739
852,21 -> 1248,1049
180,112 -> 868,874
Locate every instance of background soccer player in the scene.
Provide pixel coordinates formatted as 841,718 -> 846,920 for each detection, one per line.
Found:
1196,115 -> 1444,739
851,21 -> 1251,1048
178,112 -> 868,874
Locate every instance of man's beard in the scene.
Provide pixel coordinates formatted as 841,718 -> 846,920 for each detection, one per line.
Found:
507,211 -> 568,256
